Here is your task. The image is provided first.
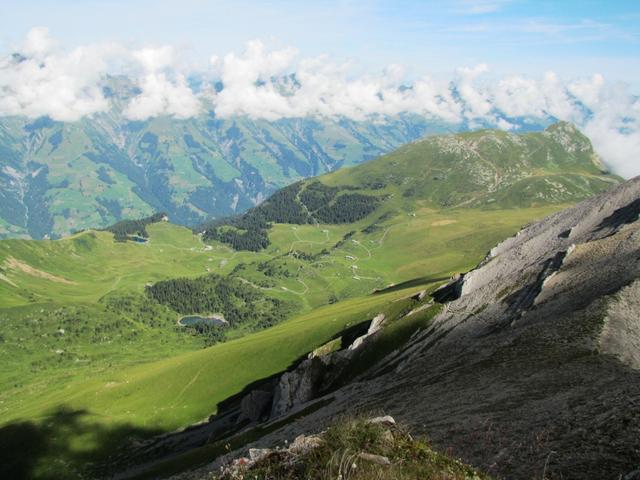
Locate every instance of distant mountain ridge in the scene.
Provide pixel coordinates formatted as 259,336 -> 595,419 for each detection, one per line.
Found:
0,77 -> 455,239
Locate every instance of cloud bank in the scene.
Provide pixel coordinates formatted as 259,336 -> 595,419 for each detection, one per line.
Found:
0,28 -> 639,177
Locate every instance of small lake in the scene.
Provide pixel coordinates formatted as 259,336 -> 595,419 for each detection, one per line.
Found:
128,235 -> 148,243
178,314 -> 228,327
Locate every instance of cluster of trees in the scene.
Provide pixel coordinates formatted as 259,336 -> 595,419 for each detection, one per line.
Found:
104,212 -> 167,242
257,260 -> 293,278
332,231 -> 356,250
200,183 -> 312,251
360,180 -> 387,190
255,182 -> 311,224
199,180 -> 380,252
146,273 -> 291,332
203,224 -> 270,251
256,255 -> 298,278
314,194 -> 380,223
299,182 -> 380,224
362,211 -> 396,234
299,182 -> 339,211
200,207 -> 271,251
190,323 -> 226,347
255,249 -> 327,279
288,249 -> 322,261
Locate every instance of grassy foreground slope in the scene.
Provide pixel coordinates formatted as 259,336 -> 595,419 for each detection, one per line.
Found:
1,282 -> 438,479
2,284 -> 426,429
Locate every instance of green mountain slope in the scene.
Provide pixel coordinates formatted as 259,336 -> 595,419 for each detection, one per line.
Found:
323,121 -> 614,207
201,122 -> 618,251
0,123 -> 621,478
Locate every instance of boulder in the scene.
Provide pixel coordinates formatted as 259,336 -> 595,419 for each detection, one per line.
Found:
367,415 -> 396,427
289,434 -> 323,453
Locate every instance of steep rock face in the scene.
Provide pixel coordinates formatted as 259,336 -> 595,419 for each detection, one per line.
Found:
598,279 -> 640,370
239,390 -> 273,423
270,313 -> 387,418
234,177 -> 640,480
270,356 -> 327,418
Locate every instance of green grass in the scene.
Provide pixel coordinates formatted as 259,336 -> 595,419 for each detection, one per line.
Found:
0,204 -> 563,478
0,204 -> 567,430
2,284 -> 432,429
0,283 -> 438,479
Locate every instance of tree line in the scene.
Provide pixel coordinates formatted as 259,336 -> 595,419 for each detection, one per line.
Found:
197,180 -> 381,252
104,212 -> 167,242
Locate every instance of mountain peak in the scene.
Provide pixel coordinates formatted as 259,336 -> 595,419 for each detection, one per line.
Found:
544,119 -> 590,144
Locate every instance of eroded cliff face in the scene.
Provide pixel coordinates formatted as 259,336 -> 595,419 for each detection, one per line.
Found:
216,177 -> 640,480
598,279 -> 640,370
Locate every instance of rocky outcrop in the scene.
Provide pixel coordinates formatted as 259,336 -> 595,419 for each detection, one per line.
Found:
239,390 -> 273,423
598,279 -> 640,369
348,313 -> 385,350
431,273 -> 464,303
270,313 -> 387,418
270,356 -> 328,418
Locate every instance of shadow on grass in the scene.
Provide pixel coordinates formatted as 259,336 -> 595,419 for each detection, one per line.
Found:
372,275 -> 449,295
0,341 -> 359,480
0,406 -> 163,480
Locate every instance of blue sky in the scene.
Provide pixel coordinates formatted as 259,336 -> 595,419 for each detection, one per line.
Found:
2,0 -> 640,85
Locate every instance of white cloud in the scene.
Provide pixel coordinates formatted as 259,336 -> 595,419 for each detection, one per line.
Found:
132,46 -> 176,72
122,46 -> 201,120
0,28 -> 115,121
22,27 -> 58,58
0,28 -> 201,121
0,30 -> 639,177
456,63 -> 494,120
494,75 -> 546,118
211,41 -> 464,122
124,72 -> 201,120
